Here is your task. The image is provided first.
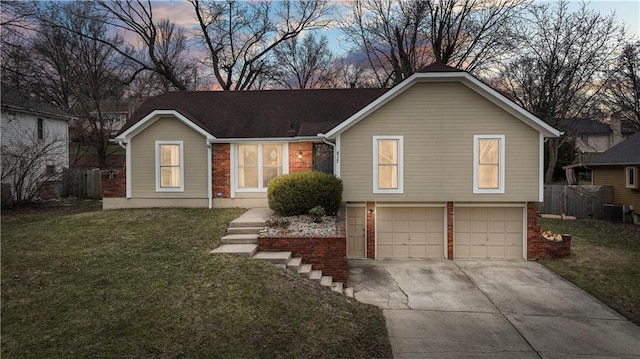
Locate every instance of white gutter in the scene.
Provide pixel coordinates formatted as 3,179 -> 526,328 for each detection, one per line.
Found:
207,136 -> 322,144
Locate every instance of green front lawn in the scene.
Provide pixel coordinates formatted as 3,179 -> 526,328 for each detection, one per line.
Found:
1,207 -> 392,358
539,218 -> 640,325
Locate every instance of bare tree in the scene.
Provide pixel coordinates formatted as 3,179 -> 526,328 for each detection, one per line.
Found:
95,1 -> 198,91
606,42 -> 640,131
189,0 -> 332,90
341,0 -> 528,87
270,33 -> 333,89
498,0 -> 623,183
27,2 -> 130,169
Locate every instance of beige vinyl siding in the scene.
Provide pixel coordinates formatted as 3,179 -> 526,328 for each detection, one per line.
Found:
131,116 -> 208,198
592,166 -> 640,209
340,82 -> 540,202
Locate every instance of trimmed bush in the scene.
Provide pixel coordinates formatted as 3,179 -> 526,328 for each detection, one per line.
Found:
308,205 -> 326,223
268,171 -> 343,216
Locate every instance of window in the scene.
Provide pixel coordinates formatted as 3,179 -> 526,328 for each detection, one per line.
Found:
155,141 -> 184,192
37,118 -> 44,140
473,135 -> 505,194
237,144 -> 284,190
626,166 -> 638,189
373,136 -> 403,193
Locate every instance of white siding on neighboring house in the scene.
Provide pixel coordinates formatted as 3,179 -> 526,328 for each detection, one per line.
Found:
1,109 -> 70,198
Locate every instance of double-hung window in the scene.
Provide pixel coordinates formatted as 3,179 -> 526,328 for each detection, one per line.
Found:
237,144 -> 284,190
626,166 -> 638,189
156,141 -> 184,192
473,135 -> 505,193
373,136 -> 403,193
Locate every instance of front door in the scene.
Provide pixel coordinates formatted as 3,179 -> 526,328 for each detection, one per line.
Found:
347,207 -> 366,258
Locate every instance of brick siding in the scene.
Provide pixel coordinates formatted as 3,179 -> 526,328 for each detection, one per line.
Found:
527,202 -> 572,259
212,144 -> 231,198
101,167 -> 126,198
288,142 -> 313,173
366,202 -> 376,258
447,202 -> 454,259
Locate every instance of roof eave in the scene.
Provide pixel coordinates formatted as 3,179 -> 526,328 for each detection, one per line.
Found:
1,104 -> 71,121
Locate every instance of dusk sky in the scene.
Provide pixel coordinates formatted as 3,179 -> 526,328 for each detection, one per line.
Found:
149,0 -> 640,56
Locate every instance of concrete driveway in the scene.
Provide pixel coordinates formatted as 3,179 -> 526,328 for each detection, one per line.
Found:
349,260 -> 640,358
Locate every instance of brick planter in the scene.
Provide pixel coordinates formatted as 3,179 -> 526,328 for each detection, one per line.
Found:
258,236 -> 347,284
258,206 -> 347,284
538,234 -> 571,259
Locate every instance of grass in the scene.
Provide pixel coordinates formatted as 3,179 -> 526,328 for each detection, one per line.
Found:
1,206 -> 392,358
538,218 -> 640,325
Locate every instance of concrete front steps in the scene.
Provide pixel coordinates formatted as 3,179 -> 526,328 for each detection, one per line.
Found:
210,208 -> 353,298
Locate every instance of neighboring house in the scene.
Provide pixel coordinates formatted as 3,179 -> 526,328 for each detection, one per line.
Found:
105,63 -> 561,260
569,117 -> 634,164
1,82 -> 70,203
586,132 -> 640,223
71,100 -> 134,135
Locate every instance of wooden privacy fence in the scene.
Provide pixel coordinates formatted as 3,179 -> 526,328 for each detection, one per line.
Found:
540,185 -> 613,219
63,168 -> 102,199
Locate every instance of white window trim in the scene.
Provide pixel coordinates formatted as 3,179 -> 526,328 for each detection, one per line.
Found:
473,135 -> 505,194
626,166 -> 638,189
373,136 -> 404,194
234,143 -> 288,193
155,140 -> 184,192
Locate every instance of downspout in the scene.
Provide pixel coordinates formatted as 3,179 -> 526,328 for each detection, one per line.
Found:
207,140 -> 212,209
318,133 -> 337,176
117,139 -> 132,198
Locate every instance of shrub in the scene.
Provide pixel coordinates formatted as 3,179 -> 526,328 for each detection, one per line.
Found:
308,205 -> 326,223
268,171 -> 342,216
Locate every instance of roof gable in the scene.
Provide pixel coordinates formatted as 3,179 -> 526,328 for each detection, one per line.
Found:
587,132 -> 640,166
323,70 -> 561,139
115,109 -> 214,141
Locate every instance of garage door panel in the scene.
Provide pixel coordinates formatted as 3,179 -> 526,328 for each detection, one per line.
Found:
505,220 -> 523,232
376,207 -> 445,259
377,245 -> 393,258
411,232 -> 427,244
488,233 -> 505,245
488,246 -> 505,258
394,220 -> 410,232
505,246 -> 523,259
506,233 -> 522,245
455,207 -> 524,260
487,208 -> 505,221
473,221 -> 488,232
411,221 -> 426,232
378,232 -> 393,244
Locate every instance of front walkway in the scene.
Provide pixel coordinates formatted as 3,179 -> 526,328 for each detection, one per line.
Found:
349,260 -> 640,358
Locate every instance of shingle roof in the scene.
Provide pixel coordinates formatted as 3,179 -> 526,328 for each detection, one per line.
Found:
416,62 -> 463,73
0,82 -> 69,118
570,118 -> 611,134
586,132 -> 640,166
121,88 -> 389,138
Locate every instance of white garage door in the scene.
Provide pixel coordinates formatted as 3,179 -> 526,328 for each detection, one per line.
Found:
377,207 -> 445,259
454,207 -> 524,259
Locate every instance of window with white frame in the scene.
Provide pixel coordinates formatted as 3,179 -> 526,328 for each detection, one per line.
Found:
237,144 -> 284,190
156,141 -> 184,192
373,136 -> 403,193
473,135 -> 505,193
626,166 -> 638,189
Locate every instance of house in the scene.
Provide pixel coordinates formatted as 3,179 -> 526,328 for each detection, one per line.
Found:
569,117 -> 634,164
586,132 -> 640,224
1,82 -> 70,204
104,63 -> 561,260
70,100 -> 135,136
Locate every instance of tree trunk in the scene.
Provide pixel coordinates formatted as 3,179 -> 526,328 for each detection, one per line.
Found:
545,138 -> 559,184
